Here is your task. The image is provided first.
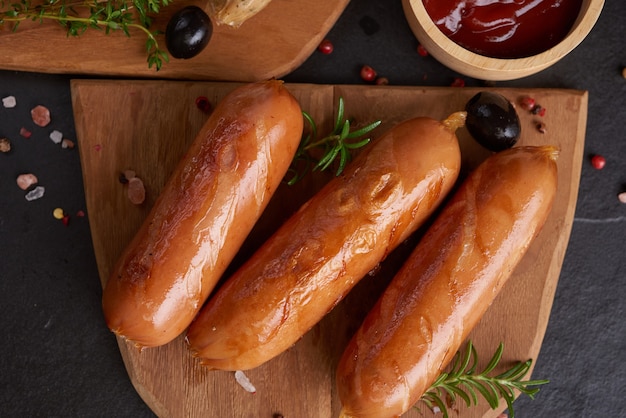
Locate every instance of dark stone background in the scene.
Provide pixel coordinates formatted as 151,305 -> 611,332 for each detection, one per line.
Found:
1,1 -> 624,416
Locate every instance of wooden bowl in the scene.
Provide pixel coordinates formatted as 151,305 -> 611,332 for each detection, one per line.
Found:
402,0 -> 604,81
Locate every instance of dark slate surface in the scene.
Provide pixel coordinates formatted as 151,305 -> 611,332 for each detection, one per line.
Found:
1,1 -> 624,416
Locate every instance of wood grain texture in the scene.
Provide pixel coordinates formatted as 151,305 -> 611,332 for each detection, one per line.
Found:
0,0 -> 348,81
71,80 -> 586,418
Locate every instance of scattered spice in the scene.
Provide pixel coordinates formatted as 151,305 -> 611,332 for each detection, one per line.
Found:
618,192 -> 626,204
118,172 -> 129,184
417,44 -> 429,57
127,176 -> 146,205
49,130 -> 63,144
61,138 -> 75,149
94,144 -> 102,151
2,95 -> 16,108
622,67 -> 626,79
450,77 -> 465,87
31,105 -> 51,127
234,370 -> 256,394
590,154 -> 606,170
20,127 -> 32,138
195,96 -> 211,113
360,65 -> 377,82
25,186 -> 45,201
317,39 -> 334,54
375,76 -> 389,85
62,215 -> 70,226
76,210 -> 85,217
531,104 -> 546,117
519,96 -> 536,111
0,137 -> 11,152
16,173 -> 38,190
53,208 -> 65,219
536,121 -> 547,134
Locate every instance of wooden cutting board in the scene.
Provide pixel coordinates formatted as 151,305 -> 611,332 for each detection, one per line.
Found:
0,0 -> 348,81
71,80 -> 587,418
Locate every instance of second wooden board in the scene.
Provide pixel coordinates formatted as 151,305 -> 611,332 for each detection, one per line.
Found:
0,0 -> 348,81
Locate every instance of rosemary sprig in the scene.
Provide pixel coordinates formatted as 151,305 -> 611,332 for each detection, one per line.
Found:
420,341 -> 549,418
285,97 -> 381,185
0,0 -> 170,70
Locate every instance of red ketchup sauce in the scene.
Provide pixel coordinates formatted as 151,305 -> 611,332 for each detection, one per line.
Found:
422,0 -> 583,58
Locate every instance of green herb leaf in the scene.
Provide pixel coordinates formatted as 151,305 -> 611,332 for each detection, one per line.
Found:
419,341 -> 549,418
285,97 -> 381,185
0,0 -> 169,70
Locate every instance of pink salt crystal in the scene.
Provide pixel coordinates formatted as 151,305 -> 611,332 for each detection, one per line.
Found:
618,192 -> 626,204
124,169 -> 136,180
16,173 -> 38,190
0,138 -> 10,152
31,105 -> 51,127
127,177 -> 146,205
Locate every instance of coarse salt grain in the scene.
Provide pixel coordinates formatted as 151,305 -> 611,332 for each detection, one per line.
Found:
25,186 -> 45,201
234,371 -> 256,393
16,173 -> 38,190
2,95 -> 16,108
49,130 -> 63,144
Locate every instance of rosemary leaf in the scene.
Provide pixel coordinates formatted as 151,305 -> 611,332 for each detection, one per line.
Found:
0,0 -> 169,70
419,341 -> 549,418
285,97 -> 381,185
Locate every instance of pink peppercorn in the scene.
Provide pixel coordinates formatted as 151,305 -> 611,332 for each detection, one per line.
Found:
519,96 -> 536,111
195,96 -> 211,113
360,65 -> 377,82
20,127 -> 32,138
317,39 -> 334,55
590,154 -> 606,170
450,77 -> 465,87
417,44 -> 429,57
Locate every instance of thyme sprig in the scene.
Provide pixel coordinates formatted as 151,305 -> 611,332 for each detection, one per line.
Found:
286,97 -> 381,185
0,0 -> 170,70
420,341 -> 549,418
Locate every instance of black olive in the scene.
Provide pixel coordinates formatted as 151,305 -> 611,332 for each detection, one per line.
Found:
465,91 -> 521,152
165,6 -> 213,60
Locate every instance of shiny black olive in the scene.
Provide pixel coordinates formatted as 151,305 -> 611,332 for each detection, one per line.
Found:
465,91 -> 521,152
165,6 -> 213,60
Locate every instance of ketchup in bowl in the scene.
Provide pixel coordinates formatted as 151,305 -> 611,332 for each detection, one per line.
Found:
422,0 -> 583,59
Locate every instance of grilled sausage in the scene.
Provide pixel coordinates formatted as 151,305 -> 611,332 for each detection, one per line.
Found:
102,80 -> 303,348
336,145 -> 559,418
186,112 -> 466,370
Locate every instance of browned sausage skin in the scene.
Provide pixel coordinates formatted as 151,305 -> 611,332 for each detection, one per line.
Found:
186,112 -> 466,371
336,145 -> 559,418
102,80 -> 303,348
